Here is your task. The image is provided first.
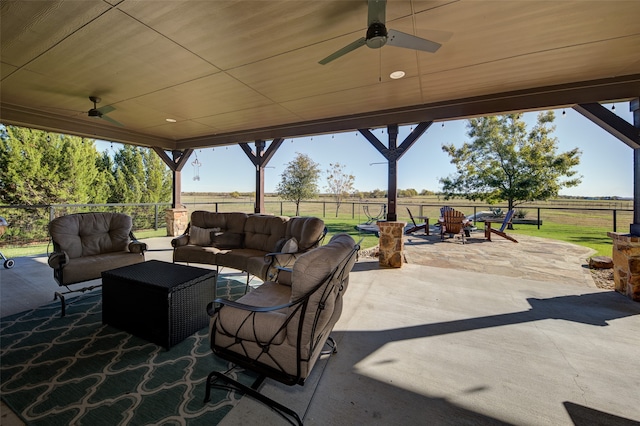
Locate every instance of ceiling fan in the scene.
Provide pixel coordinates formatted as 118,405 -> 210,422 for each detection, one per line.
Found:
319,0 -> 442,65
87,96 -> 123,127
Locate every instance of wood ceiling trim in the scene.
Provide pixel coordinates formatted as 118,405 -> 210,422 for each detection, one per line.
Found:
174,74 -> 640,149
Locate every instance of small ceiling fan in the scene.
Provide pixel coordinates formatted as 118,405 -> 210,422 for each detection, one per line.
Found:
319,0 -> 442,65
87,96 -> 123,127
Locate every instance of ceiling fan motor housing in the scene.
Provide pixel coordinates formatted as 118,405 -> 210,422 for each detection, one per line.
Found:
88,109 -> 102,118
366,22 -> 388,48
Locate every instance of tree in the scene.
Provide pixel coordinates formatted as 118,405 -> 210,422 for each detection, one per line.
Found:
276,153 -> 320,216
440,112 -> 581,211
325,162 -> 355,217
141,149 -> 171,203
0,125 -> 110,205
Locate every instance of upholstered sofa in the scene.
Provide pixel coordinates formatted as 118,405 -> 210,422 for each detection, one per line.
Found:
48,212 -> 147,316
171,211 -> 326,282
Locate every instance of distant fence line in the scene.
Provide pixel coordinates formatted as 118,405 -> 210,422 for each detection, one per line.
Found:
0,201 -> 634,247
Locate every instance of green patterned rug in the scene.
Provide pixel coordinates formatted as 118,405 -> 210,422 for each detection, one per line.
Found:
0,278 -> 255,426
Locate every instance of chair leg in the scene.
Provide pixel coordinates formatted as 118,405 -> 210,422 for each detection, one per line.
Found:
54,292 -> 66,318
204,371 -> 303,426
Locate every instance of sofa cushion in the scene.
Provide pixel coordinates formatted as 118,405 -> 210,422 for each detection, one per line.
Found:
243,215 -> 288,252
173,245 -> 219,265
290,234 -> 355,302
62,251 -> 144,285
49,212 -> 132,259
211,231 -> 243,249
216,281 -> 290,344
191,211 -> 247,234
286,217 -> 325,250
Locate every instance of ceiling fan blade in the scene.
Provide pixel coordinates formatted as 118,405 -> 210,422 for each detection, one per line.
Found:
367,0 -> 386,25
97,105 -> 115,115
387,29 -> 441,53
100,114 -> 124,127
319,37 -> 367,65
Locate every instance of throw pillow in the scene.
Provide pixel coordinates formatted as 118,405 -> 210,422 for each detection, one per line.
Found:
273,237 -> 287,253
281,237 -> 298,253
211,231 -> 244,249
190,225 -> 213,246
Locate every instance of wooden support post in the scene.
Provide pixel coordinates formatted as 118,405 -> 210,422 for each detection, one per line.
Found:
240,138 -> 284,214
152,147 -> 193,208
631,99 -> 640,236
359,122 -> 432,223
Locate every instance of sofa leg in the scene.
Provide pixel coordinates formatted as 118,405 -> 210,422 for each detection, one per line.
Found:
204,371 -> 302,426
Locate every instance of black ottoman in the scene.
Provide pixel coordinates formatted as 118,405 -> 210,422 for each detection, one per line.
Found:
102,260 -> 217,349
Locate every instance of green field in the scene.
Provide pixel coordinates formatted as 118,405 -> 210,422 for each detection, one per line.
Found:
2,194 -> 631,259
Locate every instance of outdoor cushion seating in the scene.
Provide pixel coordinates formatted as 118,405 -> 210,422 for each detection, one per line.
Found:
204,233 -> 360,425
484,209 -> 518,243
47,212 -> 147,316
171,211 -> 326,286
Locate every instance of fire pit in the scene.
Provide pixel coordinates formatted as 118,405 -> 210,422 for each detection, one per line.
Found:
0,217 -> 14,269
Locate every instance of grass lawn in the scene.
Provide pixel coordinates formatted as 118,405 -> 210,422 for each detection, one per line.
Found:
508,222 -> 613,257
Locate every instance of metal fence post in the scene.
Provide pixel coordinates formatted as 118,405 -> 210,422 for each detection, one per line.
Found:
613,209 -> 617,232
323,202 -> 326,218
352,202 -> 355,219
154,204 -> 159,230
537,208 -> 541,229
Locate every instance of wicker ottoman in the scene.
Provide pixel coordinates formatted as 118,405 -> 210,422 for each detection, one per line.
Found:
102,260 -> 217,349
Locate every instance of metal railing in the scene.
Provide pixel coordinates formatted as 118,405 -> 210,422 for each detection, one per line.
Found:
0,200 -> 633,248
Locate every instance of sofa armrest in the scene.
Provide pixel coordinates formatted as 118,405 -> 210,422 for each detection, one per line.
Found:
48,251 -> 69,269
129,240 -> 148,253
171,234 -> 190,248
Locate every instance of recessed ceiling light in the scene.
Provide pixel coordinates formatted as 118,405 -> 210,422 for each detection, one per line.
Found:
166,118 -> 177,123
390,70 -> 405,79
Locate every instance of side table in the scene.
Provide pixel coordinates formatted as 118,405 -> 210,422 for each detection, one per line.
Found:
102,260 -> 216,349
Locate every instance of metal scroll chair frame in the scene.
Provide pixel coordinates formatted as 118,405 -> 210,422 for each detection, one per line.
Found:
204,241 -> 361,426
363,204 -> 386,224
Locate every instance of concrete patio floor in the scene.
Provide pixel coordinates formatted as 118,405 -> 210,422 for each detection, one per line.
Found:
1,234 -> 639,425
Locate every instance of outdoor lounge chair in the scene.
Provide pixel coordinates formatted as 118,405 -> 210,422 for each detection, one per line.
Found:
484,209 -> 518,243
204,234 -> 360,425
439,208 -> 468,244
405,207 -> 427,235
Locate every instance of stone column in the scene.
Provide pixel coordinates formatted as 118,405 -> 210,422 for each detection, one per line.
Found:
377,221 -> 406,268
165,207 -> 189,237
608,232 -> 640,302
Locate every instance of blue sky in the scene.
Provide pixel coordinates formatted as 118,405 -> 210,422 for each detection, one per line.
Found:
98,102 -> 634,198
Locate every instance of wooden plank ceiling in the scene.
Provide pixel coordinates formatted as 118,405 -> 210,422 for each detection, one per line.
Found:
1,0 -> 639,151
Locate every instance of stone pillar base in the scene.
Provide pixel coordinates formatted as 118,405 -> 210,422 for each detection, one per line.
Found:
377,221 -> 406,268
165,208 -> 189,237
608,232 -> 640,302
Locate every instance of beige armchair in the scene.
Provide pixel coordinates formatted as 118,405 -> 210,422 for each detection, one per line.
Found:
48,212 -> 147,316
204,233 -> 360,425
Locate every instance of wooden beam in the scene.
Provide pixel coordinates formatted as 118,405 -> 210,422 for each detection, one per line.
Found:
176,74 -> 640,149
152,148 -> 193,208
573,103 -> 640,149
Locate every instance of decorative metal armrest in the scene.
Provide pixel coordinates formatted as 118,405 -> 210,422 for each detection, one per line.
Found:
171,234 -> 190,248
129,240 -> 147,253
207,297 -> 295,316
48,251 -> 69,269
